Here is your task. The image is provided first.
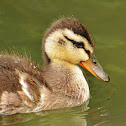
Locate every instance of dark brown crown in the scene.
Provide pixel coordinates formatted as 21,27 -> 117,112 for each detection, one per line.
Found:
44,18 -> 94,46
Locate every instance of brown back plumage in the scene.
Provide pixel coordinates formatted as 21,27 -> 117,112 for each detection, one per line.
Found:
0,54 -> 44,96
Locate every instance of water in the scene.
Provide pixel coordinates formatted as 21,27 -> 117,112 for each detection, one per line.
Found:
0,0 -> 126,125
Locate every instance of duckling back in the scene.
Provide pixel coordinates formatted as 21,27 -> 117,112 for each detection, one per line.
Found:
0,54 -> 44,114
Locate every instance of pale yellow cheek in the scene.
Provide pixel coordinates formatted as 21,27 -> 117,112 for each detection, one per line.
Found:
45,30 -> 64,60
45,41 -> 65,60
83,38 -> 94,54
74,50 -> 89,63
79,51 -> 89,61
65,48 -> 89,64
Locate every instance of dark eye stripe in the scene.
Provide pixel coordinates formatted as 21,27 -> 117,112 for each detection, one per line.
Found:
64,35 -> 91,57
64,35 -> 84,48
85,50 -> 91,58
64,35 -> 76,44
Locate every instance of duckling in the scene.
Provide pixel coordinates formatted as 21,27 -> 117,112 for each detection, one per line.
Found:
0,18 -> 109,115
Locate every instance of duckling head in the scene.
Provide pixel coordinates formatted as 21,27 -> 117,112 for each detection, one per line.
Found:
43,18 -> 110,82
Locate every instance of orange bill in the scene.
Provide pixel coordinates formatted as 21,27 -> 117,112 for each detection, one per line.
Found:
79,56 -> 110,82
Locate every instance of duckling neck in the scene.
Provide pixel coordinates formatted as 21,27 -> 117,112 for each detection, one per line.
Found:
44,59 -> 90,102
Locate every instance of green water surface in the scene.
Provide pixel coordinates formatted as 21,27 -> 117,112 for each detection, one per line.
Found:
0,0 -> 126,126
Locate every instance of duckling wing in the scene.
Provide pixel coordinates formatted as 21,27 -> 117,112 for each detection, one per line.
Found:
0,54 -> 44,114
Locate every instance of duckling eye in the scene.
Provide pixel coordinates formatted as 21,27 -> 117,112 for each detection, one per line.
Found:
75,42 -> 84,48
64,36 -> 84,48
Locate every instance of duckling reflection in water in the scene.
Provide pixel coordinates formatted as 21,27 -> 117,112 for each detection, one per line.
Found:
0,18 -> 110,115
